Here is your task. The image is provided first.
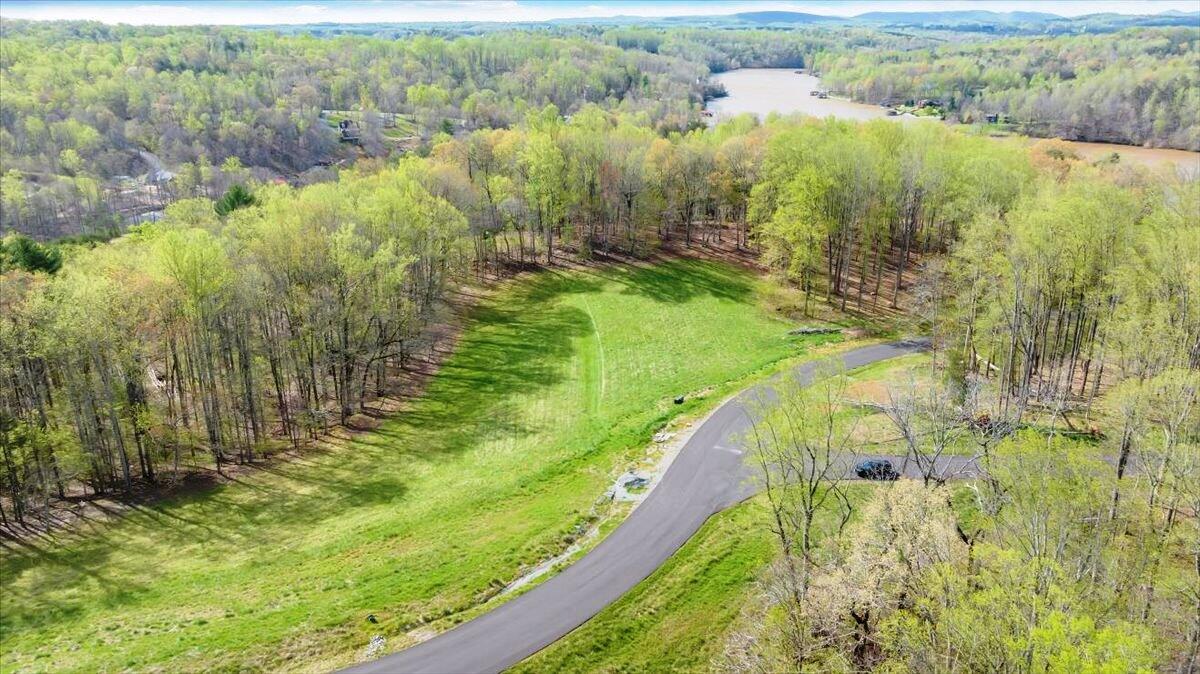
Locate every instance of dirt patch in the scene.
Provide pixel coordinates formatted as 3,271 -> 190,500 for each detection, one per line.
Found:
846,379 -> 892,404
404,626 -> 438,645
345,414 -> 383,432
847,414 -> 902,445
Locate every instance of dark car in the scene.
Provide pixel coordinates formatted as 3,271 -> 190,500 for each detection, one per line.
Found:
855,459 -> 900,481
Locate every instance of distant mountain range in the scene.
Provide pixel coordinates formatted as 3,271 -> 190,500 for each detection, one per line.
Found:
717,9 -> 1200,32
723,10 -> 1074,24
544,8 -> 1199,33
254,8 -> 1199,37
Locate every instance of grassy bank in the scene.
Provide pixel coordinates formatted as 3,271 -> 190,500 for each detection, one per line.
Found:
1,259 -> 836,673
511,499 -> 777,674
514,485 -> 880,673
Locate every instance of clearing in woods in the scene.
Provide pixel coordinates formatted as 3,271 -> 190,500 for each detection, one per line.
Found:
0,258 -> 842,673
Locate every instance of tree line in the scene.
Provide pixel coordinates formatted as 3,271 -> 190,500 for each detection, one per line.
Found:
747,120 -> 1197,411
6,21 -> 1197,242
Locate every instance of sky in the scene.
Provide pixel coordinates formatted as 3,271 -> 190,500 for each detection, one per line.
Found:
1,0 -> 1197,26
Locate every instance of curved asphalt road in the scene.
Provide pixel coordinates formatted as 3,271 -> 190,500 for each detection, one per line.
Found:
343,340 -> 956,674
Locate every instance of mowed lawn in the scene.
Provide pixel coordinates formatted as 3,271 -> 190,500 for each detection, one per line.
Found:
0,259 -> 832,673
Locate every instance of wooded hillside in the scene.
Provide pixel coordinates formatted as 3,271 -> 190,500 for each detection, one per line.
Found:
817,27 -> 1200,149
3,22 -> 1198,240
3,111 -> 1196,527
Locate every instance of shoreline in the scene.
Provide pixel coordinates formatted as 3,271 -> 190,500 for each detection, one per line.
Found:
705,68 -> 1200,168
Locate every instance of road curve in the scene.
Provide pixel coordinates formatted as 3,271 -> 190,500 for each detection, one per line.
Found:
342,340 -> 937,674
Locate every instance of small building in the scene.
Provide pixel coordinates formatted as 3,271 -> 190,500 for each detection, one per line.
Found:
146,168 -> 175,184
127,209 -> 164,225
338,119 -> 361,144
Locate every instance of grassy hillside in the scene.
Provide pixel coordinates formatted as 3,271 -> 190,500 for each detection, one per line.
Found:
1,259 -> 838,673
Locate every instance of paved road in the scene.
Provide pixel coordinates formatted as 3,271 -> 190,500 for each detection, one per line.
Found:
343,340 -> 948,674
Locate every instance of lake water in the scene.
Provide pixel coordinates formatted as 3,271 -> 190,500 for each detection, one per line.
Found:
706,69 -> 900,122
706,68 -> 1199,174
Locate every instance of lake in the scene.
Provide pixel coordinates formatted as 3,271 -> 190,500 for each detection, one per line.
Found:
706,68 -> 1200,174
706,68 -> 902,122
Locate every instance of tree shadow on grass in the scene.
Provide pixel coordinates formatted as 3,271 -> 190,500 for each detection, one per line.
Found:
0,269 -> 606,639
601,259 -> 756,305
365,271 -> 601,460
0,525 -> 142,632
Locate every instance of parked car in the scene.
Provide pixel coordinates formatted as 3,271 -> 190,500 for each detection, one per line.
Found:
855,459 -> 900,480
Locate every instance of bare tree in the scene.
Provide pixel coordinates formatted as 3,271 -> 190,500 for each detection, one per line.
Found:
879,372 -> 969,487
742,362 -> 859,668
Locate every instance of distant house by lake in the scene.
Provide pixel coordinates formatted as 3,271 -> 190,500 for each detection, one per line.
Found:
147,168 -> 175,184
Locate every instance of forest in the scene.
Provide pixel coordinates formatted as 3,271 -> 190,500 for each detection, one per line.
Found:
1,14 -> 1199,674
2,107 -> 1195,528
0,21 -> 705,237
816,27 -> 1200,150
2,20 -> 1198,240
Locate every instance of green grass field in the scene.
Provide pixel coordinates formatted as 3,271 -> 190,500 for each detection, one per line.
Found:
0,259 -> 839,673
